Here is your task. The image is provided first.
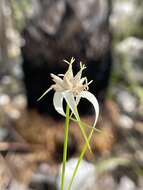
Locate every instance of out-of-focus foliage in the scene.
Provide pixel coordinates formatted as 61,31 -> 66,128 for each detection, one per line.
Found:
10,0 -> 33,31
111,0 -> 143,40
110,0 -> 143,106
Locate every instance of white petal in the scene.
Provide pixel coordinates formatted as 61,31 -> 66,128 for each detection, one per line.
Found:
51,74 -> 64,86
79,77 -> 86,84
64,63 -> 73,80
37,86 -> 53,101
74,69 -> 82,83
62,92 -> 79,120
53,92 -> 65,116
80,91 -> 99,127
75,95 -> 81,105
74,63 -> 86,83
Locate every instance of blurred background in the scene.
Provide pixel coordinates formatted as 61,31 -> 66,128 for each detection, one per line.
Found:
0,0 -> 143,189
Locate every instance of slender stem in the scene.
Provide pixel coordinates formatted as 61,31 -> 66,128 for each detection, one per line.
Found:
67,127 -> 95,190
70,116 -> 101,133
74,108 -> 92,152
61,104 -> 70,190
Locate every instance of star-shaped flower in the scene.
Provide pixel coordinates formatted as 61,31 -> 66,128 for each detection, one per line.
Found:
38,58 -> 99,127
38,58 -> 99,150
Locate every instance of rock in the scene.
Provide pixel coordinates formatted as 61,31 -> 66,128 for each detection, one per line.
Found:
134,122 -> 143,134
137,105 -> 143,121
96,174 -> 116,190
0,94 -> 10,127
116,37 -> 143,57
116,37 -> 143,84
110,0 -> 143,38
117,176 -> 136,190
118,115 -> 134,129
0,75 -> 23,96
5,107 -> 21,120
11,61 -> 23,80
0,94 -> 10,106
56,158 -> 96,190
138,176 -> 143,190
116,90 -> 137,114
30,163 -> 58,190
135,150 -> 143,163
7,28 -> 21,60
0,127 -> 8,141
12,94 -> 27,110
111,0 -> 135,26
1,75 -> 12,85
8,181 -> 30,190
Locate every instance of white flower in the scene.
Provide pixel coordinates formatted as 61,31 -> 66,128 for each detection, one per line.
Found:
38,58 -> 99,128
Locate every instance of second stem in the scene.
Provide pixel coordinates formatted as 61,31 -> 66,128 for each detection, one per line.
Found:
61,104 -> 70,190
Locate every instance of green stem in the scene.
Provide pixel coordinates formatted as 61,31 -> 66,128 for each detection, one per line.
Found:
74,108 -> 92,152
70,116 -> 101,132
61,104 -> 70,190
67,127 -> 94,190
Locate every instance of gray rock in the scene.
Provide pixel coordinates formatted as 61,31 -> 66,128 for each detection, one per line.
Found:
96,174 -> 116,190
116,37 -> 143,59
30,163 -> 57,190
118,115 -> 134,129
116,90 -> 137,114
116,37 -> 143,84
8,180 -> 31,190
1,75 -> 23,95
12,94 -> 27,110
135,150 -> 143,163
0,94 -> 10,106
137,105 -> 143,121
0,127 -> 8,141
110,0 -> 143,37
57,158 -> 96,190
138,176 -> 143,190
111,0 -> 136,27
117,176 -> 136,190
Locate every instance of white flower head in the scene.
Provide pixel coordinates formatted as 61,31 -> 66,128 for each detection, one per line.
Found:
38,58 -> 99,127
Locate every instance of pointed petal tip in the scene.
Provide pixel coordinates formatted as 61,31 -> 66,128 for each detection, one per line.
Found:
37,87 -> 53,102
37,95 -> 44,101
88,80 -> 93,86
37,97 -> 41,101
